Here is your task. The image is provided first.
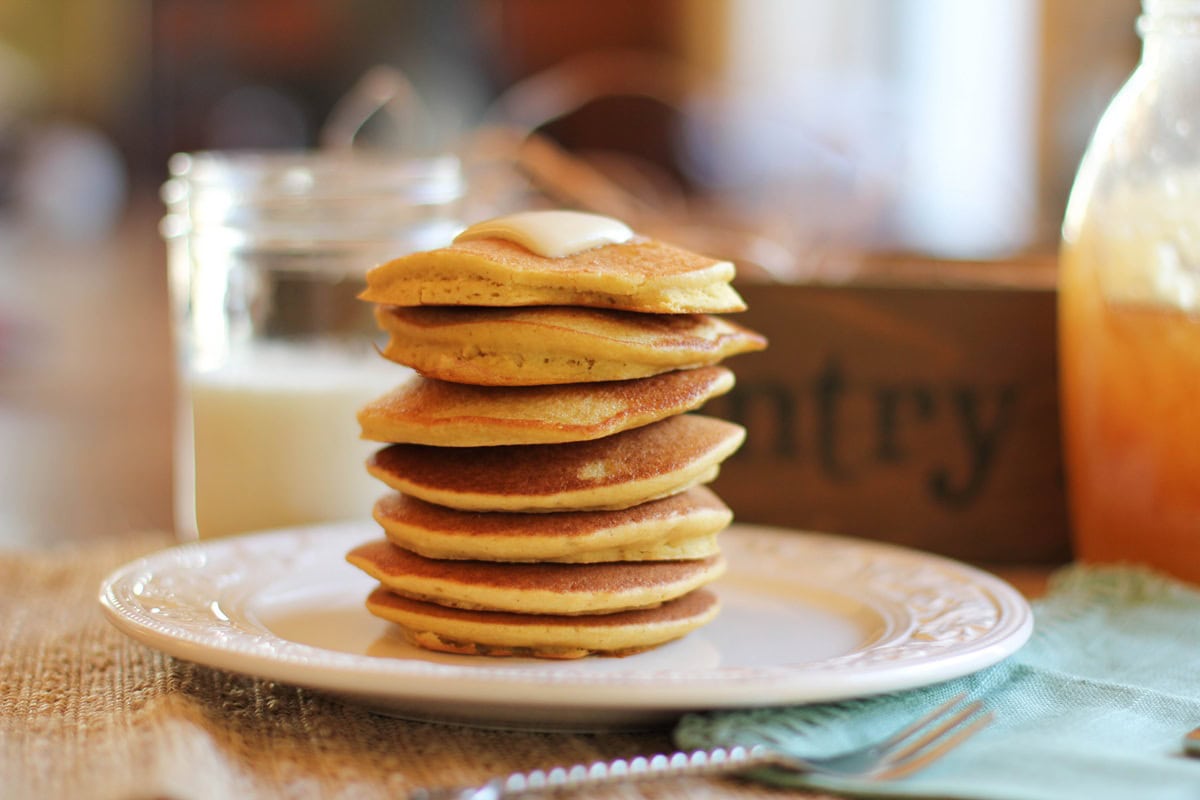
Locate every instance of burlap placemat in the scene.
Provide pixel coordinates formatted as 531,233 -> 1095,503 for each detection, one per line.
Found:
0,532 -> 819,800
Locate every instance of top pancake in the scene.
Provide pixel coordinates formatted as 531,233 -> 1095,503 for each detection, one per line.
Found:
360,237 -> 745,314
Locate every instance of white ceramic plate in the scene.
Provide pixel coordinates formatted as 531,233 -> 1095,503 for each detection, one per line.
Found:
99,522 -> 1033,731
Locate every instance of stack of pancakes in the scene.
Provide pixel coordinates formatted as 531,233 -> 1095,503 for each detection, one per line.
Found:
347,211 -> 766,659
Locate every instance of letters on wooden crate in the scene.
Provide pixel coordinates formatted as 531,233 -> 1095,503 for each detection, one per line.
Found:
709,277 -> 1070,565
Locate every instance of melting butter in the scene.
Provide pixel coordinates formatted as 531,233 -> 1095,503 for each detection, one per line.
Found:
453,210 -> 634,258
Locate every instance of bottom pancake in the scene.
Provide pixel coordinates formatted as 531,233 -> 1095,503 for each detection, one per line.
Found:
365,586 -> 720,659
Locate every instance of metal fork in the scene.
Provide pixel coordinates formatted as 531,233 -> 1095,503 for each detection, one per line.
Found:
408,693 -> 992,799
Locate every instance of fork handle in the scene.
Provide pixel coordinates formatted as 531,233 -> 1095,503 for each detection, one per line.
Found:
408,745 -> 783,799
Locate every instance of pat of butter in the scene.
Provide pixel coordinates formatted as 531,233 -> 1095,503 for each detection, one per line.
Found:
454,210 -> 634,258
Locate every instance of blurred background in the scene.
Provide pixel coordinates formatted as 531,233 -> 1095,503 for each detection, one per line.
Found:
0,0 -> 1142,255
0,0 -> 1141,548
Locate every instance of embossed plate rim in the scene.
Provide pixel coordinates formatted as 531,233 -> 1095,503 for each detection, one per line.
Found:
98,522 -> 1033,718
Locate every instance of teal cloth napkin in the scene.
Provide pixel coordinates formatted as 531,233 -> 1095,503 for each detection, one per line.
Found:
674,566 -> 1200,800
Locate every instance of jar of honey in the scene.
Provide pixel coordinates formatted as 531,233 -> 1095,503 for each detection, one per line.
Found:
1059,0 -> 1200,580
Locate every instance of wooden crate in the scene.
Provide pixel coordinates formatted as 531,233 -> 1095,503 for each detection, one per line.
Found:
707,261 -> 1069,565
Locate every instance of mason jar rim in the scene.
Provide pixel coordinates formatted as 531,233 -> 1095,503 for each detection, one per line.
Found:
164,149 -> 465,200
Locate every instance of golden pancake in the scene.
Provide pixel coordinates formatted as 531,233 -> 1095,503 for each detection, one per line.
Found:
347,541 -> 725,615
357,366 -> 734,446
365,586 -> 720,658
373,305 -> 766,386
372,486 -> 731,562
360,237 -> 745,314
366,414 -> 745,512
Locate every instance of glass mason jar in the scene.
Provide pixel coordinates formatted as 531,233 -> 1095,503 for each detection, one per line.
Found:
1059,0 -> 1200,580
161,151 -> 465,540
